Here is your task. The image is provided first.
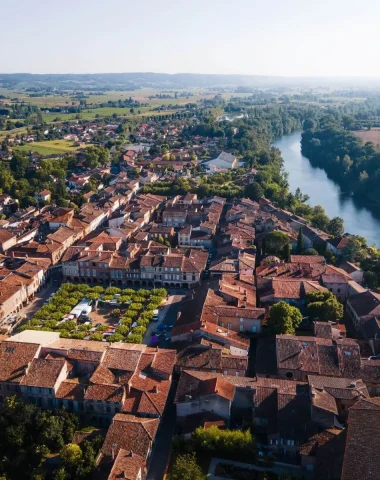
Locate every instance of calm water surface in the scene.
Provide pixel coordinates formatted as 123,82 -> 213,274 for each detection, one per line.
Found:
273,131 -> 380,246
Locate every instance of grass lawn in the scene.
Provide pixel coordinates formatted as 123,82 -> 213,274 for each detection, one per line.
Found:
14,139 -> 82,155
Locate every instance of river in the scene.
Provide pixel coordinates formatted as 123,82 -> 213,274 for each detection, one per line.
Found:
273,131 -> 380,246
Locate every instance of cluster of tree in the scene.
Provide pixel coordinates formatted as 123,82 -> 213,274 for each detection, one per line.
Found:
0,395 -> 102,480
301,122 -> 380,206
55,435 -> 103,480
174,426 -> 256,463
20,283 -> 167,344
305,291 -> 344,322
142,170 -> 245,199
0,145 -> 110,209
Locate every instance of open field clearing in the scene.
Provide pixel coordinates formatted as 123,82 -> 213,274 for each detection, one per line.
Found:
41,107 -> 183,123
1,87 -> 216,107
353,129 -> 380,146
14,139 -> 82,155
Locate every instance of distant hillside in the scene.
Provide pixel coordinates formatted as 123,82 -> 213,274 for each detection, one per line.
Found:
2,72 -> 378,91
0,72 -> 284,90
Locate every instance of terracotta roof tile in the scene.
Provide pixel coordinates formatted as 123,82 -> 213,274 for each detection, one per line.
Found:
101,414 -> 159,459
21,358 -> 66,388
0,341 -> 40,384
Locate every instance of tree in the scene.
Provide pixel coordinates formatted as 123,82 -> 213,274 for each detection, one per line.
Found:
297,228 -> 304,254
90,333 -> 104,341
108,333 -> 124,342
302,248 -> 319,256
303,118 -> 316,130
55,468 -> 68,480
60,443 -> 82,468
311,205 -> 329,231
283,243 -> 291,262
306,291 -> 343,322
244,182 -> 264,201
268,302 -> 303,335
265,231 -> 290,255
327,217 -> 344,237
342,236 -> 366,262
171,453 -> 203,480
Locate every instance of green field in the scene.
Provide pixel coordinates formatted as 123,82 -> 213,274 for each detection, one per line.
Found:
41,107 -> 183,123
14,140 -> 83,155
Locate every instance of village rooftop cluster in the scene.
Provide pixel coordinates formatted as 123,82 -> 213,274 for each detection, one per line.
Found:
0,113 -> 379,480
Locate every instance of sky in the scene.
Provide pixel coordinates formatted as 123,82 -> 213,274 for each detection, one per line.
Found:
2,0 -> 380,77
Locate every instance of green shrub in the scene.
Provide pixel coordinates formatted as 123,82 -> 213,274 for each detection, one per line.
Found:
89,333 -> 103,341
126,333 -> 143,343
105,287 -> 121,295
107,333 -> 124,343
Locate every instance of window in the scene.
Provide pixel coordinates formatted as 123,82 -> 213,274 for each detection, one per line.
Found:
285,372 -> 293,379
235,372 -> 239,376
240,318 -> 243,323
220,322 -> 224,327
239,325 -> 244,332
228,323 -> 232,330
252,326 -> 257,333
337,288 -> 341,293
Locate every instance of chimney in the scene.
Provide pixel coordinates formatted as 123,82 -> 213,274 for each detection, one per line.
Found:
111,443 -> 117,460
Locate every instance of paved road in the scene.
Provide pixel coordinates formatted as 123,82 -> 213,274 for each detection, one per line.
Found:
18,280 -> 60,320
142,294 -> 185,346
144,295 -> 184,479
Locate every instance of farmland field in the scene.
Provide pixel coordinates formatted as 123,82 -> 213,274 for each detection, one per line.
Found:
41,107 -> 183,123
353,129 -> 380,146
14,139 -> 83,155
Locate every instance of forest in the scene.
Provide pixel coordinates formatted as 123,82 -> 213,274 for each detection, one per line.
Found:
301,123 -> 380,206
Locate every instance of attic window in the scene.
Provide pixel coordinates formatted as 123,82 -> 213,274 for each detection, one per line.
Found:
5,347 -> 15,354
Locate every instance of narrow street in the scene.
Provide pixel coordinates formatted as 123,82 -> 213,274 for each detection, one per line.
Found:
18,280 -> 60,321
144,293 -> 184,479
142,293 -> 185,346
146,376 -> 178,480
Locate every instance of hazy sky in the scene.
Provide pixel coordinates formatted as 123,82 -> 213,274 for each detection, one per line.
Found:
2,0 -> 380,76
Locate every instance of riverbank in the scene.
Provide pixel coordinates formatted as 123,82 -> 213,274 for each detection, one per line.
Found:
273,131 -> 380,246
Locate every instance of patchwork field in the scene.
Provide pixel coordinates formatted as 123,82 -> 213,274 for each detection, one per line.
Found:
353,129 -> 380,146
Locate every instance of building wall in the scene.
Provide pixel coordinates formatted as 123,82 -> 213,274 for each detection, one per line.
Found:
176,394 -> 230,419
346,299 -> 361,331
1,235 -> 17,252
323,281 -> 348,302
311,406 -> 335,429
218,315 -> 262,334
0,286 -> 28,319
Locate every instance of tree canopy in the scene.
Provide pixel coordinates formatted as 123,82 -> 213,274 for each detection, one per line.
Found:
268,302 -> 303,335
306,291 -> 343,322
